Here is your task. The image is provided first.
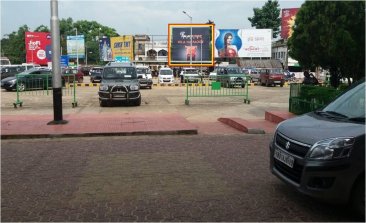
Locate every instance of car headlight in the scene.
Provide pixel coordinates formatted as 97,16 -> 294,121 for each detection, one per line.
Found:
99,84 -> 108,91
130,85 -> 139,91
307,137 -> 355,160
9,79 -> 17,84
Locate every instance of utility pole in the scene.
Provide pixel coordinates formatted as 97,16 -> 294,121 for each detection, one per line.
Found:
48,0 -> 67,125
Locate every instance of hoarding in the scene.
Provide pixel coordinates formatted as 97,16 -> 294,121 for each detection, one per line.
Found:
281,8 -> 299,39
99,37 -> 113,61
25,32 -> 52,65
168,24 -> 214,66
110,36 -> 134,61
214,29 -> 272,58
67,35 -> 85,59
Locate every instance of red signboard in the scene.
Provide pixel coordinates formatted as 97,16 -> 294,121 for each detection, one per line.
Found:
25,32 -> 52,65
281,8 -> 299,39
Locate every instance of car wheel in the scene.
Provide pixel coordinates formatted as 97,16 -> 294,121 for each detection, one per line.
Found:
265,80 -> 270,87
280,83 -> 284,87
351,177 -> 365,217
99,100 -> 107,107
134,97 -> 142,106
17,82 -> 26,91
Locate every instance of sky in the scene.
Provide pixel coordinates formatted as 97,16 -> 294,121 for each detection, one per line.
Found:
1,0 -> 304,38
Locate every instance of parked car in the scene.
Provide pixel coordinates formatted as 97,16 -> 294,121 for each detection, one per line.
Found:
61,67 -> 84,83
259,68 -> 285,87
136,66 -> 153,89
180,67 -> 201,83
98,62 -> 141,106
1,64 -> 40,80
80,66 -> 92,76
216,65 -> 246,88
90,66 -> 103,83
1,67 -> 53,91
158,67 -> 174,84
249,69 -> 260,83
270,79 -> 365,216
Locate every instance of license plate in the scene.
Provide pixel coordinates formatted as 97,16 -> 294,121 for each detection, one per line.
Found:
274,81 -> 281,83
274,149 -> 294,168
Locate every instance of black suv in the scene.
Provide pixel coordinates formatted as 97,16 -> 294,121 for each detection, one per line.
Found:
98,62 -> 141,107
270,80 -> 365,216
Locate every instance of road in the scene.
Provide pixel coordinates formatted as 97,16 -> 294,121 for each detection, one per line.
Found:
1,135 -> 361,222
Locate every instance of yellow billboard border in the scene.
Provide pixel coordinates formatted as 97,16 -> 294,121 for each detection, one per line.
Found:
168,23 -> 215,67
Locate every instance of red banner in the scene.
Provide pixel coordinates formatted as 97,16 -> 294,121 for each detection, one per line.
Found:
25,32 -> 52,65
281,8 -> 299,39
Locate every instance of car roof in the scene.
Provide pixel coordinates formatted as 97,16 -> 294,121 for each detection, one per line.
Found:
105,62 -> 135,67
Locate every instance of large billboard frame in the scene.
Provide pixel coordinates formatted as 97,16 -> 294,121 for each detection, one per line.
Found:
168,24 -> 215,67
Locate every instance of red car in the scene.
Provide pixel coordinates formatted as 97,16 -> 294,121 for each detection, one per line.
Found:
259,68 -> 285,87
62,67 -> 84,83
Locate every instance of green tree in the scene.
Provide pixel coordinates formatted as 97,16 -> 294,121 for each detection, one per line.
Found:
248,0 -> 281,38
288,1 -> 365,87
1,25 -> 29,64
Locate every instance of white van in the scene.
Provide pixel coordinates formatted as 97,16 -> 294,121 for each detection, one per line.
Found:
158,67 -> 174,84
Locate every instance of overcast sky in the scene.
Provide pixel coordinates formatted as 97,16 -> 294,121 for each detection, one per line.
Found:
1,0 -> 304,38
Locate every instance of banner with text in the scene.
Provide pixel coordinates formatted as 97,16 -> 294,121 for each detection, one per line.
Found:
281,8 -> 299,39
67,35 -> 85,59
25,32 -> 52,65
110,36 -> 134,61
168,24 -> 214,66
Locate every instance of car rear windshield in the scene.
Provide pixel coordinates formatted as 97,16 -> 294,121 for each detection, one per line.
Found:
226,68 -> 243,74
103,67 -> 137,79
269,69 -> 283,74
136,68 -> 149,74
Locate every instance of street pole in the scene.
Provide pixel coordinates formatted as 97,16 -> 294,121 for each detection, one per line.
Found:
74,28 -> 79,68
48,0 -> 67,125
183,11 -> 193,68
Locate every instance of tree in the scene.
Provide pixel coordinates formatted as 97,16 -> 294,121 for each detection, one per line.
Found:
1,25 -> 29,64
288,1 -> 365,87
248,0 -> 281,38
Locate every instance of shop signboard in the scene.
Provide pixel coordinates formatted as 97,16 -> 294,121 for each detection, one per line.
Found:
110,36 -> 134,61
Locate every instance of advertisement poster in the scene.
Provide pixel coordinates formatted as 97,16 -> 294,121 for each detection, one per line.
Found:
214,29 -> 272,58
168,24 -> 214,66
110,36 -> 134,61
99,37 -> 113,61
25,32 -> 52,65
281,8 -> 299,39
67,35 -> 85,59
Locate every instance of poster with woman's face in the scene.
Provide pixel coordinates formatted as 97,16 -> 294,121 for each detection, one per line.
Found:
215,29 -> 242,58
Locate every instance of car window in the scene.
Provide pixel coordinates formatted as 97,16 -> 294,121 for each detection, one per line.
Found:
323,81 -> 365,119
160,70 -> 172,75
103,67 -> 136,79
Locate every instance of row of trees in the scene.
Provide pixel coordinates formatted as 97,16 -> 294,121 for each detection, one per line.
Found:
1,18 -> 119,64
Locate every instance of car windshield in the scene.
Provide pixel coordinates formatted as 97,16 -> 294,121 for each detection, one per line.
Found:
160,70 -> 172,75
226,68 -> 243,74
322,81 -> 365,119
184,69 -> 198,74
269,69 -> 283,74
136,68 -> 148,74
103,67 -> 136,79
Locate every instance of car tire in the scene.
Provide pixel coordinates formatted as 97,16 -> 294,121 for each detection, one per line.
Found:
99,100 -> 107,107
265,80 -> 270,87
351,177 -> 365,217
17,82 -> 26,91
134,97 -> 141,106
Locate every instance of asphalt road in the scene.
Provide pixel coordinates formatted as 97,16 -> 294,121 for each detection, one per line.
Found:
1,135 -> 362,222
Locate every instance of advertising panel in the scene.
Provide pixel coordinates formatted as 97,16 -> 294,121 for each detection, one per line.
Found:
25,32 -> 52,65
67,35 -> 85,59
99,37 -> 113,61
214,29 -> 271,58
110,36 -> 134,61
281,8 -> 299,39
168,24 -> 214,66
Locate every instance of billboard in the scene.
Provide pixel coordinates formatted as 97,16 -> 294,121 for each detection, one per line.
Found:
25,32 -> 52,65
214,29 -> 272,58
168,24 -> 214,66
99,37 -> 113,61
110,36 -> 134,61
67,35 -> 85,59
281,8 -> 299,39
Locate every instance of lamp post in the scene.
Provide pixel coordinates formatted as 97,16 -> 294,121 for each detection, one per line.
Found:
183,11 -> 192,67
74,27 -> 79,68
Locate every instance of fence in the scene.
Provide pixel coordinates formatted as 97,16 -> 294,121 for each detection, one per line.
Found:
184,77 -> 251,105
13,73 -> 78,108
289,83 -> 342,115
